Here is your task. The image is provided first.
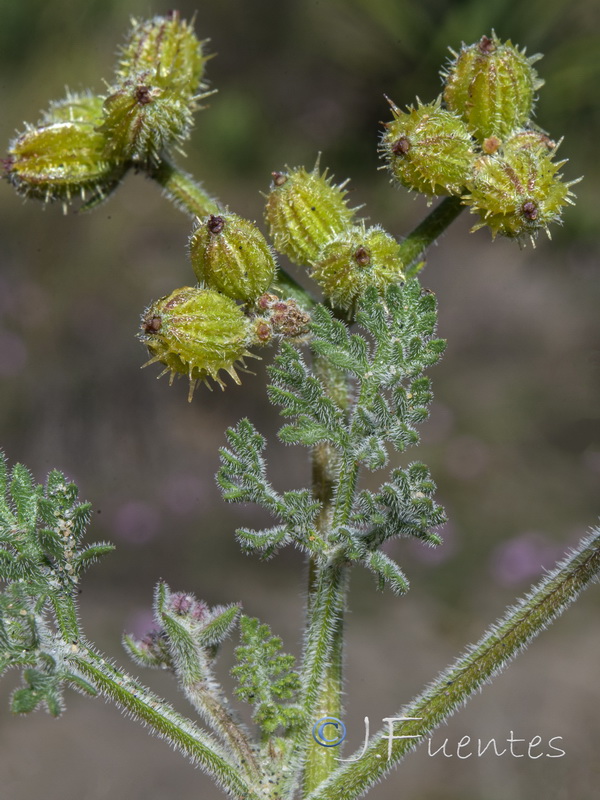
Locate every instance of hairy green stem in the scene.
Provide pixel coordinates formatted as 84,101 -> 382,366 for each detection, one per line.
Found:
293,564 -> 348,796
306,526 -> 600,800
179,675 -> 261,784
293,356 -> 353,796
148,158 -> 221,218
331,456 -> 360,529
68,644 -> 260,800
397,196 -> 465,268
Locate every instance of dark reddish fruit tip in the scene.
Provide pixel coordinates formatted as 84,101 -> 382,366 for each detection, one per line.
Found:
522,200 -> 539,220
207,214 -> 225,234
478,35 -> 495,55
354,246 -> 371,267
392,137 -> 411,156
135,85 -> 153,105
143,315 -> 162,333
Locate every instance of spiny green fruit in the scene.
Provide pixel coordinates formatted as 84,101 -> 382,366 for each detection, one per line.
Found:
40,91 -> 105,125
4,115 -> 126,208
102,13 -> 210,165
502,128 -> 557,155
139,287 -> 270,399
189,213 -> 277,302
381,99 -> 475,195
311,224 -> 405,310
462,148 -> 576,242
117,11 -> 209,96
442,33 -> 544,144
264,164 -> 356,266
100,77 -> 195,164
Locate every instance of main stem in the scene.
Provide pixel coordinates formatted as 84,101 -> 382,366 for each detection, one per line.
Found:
149,159 -> 467,795
300,356 -> 352,794
301,198 -> 465,794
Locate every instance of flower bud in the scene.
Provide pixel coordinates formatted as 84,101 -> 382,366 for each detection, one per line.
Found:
139,287 -> 267,398
380,99 -> 475,195
4,115 -> 125,207
264,164 -> 356,266
462,148 -> 576,242
442,33 -> 544,143
100,77 -> 194,164
311,225 -> 405,310
189,213 -> 276,302
117,12 -> 208,97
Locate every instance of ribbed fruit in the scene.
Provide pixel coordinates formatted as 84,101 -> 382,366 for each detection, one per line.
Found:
139,287 -> 265,398
264,164 -> 355,266
189,213 -> 276,302
311,224 -> 405,310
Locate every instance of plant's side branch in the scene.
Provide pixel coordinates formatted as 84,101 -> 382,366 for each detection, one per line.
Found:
149,158 -> 221,218
397,196 -> 465,269
179,673 -> 262,784
306,526 -> 600,800
68,643 -> 261,800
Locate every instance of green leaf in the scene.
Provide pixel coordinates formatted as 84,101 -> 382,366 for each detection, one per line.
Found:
72,543 -> 115,571
196,604 -> 240,649
232,615 -> 302,736
364,551 -> 410,595
50,594 -> 80,642
11,687 -> 43,714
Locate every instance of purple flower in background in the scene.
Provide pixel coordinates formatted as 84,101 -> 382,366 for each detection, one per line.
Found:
114,500 -> 161,544
491,531 -> 564,586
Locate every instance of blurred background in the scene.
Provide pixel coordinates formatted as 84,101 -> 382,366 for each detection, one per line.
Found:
0,0 -> 598,798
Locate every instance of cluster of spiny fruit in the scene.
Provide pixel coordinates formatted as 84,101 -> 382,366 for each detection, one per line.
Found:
381,32 -> 576,240
4,11 -> 208,203
3,15 -> 576,398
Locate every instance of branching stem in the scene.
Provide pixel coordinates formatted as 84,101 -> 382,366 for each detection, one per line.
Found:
306,527 -> 600,800
68,643 -> 261,800
397,196 -> 465,268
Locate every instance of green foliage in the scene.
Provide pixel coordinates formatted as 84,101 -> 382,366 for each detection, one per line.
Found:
0,453 -> 112,713
218,280 -> 446,591
232,616 -> 304,736
0,12 -> 596,800
217,418 -> 322,556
